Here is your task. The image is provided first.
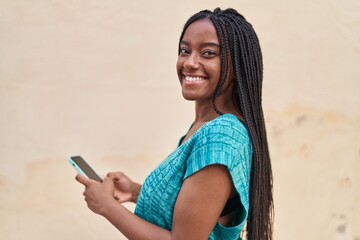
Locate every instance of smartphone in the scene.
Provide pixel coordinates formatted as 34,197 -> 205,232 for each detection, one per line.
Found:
68,155 -> 103,182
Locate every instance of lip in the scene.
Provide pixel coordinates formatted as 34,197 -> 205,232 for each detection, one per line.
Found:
182,74 -> 207,87
182,72 -> 207,79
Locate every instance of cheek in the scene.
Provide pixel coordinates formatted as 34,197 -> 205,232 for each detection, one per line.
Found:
176,59 -> 182,79
209,62 -> 221,80
215,61 -> 221,76
208,58 -> 221,72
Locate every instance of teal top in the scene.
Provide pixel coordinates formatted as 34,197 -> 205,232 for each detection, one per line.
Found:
134,114 -> 253,239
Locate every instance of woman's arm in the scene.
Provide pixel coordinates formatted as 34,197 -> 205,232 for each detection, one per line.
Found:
107,172 -> 142,203
76,164 -> 233,239
101,199 -> 171,240
76,174 -> 170,240
171,165 -> 233,239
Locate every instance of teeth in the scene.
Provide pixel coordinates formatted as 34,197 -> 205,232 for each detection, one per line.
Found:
185,76 -> 204,81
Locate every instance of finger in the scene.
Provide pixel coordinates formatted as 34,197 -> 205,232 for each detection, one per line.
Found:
75,174 -> 91,186
113,176 -> 121,183
103,176 -> 114,185
107,172 -> 123,180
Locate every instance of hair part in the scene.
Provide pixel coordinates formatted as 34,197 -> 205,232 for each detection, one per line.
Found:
178,8 -> 274,240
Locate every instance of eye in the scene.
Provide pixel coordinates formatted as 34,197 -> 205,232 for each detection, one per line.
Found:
202,50 -> 217,58
179,48 -> 190,56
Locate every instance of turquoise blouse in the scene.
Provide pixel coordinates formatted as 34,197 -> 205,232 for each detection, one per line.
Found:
134,114 -> 253,239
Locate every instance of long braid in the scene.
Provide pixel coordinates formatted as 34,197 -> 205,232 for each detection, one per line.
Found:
178,8 -> 274,240
228,13 -> 273,240
212,16 -> 231,115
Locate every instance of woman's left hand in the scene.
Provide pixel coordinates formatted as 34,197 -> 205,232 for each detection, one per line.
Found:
75,174 -> 117,215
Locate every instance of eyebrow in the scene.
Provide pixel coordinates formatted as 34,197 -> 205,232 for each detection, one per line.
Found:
180,40 -> 220,48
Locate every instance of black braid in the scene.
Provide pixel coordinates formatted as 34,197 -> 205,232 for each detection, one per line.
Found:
178,8 -> 274,240
212,17 -> 230,115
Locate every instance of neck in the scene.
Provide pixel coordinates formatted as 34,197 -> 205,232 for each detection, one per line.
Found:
193,94 -> 240,123
194,101 -> 219,123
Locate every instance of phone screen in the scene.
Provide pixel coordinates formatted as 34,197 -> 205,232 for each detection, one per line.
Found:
68,156 -> 103,182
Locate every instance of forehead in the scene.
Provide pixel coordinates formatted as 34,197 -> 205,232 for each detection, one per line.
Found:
181,19 -> 219,44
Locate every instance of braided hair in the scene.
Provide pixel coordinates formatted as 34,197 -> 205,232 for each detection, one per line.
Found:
178,8 -> 274,240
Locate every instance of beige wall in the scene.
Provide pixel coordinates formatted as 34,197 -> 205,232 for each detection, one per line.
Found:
0,0 -> 359,239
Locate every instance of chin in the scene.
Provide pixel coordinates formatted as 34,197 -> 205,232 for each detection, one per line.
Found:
181,92 -> 198,101
182,95 -> 196,101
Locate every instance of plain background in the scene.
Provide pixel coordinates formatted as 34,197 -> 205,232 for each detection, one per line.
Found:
0,0 -> 359,239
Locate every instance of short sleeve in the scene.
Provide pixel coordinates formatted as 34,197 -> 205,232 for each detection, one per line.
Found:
183,116 -> 253,237
183,118 -> 251,182
183,126 -> 241,179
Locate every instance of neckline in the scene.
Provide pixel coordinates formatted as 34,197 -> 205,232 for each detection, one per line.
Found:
178,114 -> 242,147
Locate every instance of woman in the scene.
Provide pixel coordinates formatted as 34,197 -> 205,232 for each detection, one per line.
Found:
76,8 -> 273,240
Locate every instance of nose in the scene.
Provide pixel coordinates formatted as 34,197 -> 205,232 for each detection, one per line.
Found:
183,53 -> 200,70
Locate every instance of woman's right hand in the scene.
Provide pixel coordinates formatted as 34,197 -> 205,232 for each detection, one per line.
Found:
107,172 -> 142,203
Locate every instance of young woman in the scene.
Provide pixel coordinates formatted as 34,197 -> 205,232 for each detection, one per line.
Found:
76,8 -> 273,240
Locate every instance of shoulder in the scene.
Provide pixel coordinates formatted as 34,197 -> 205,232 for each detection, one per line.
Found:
186,114 -> 252,168
194,114 -> 251,148
184,113 -> 253,182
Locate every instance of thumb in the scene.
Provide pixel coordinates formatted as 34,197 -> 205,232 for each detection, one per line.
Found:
75,174 -> 91,186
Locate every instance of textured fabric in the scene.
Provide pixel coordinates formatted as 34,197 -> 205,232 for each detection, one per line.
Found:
134,114 -> 252,239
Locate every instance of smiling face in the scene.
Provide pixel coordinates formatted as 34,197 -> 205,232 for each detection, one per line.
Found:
176,19 -> 223,102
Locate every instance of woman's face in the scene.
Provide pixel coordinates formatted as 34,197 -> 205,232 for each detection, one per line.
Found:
176,19 -> 222,102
